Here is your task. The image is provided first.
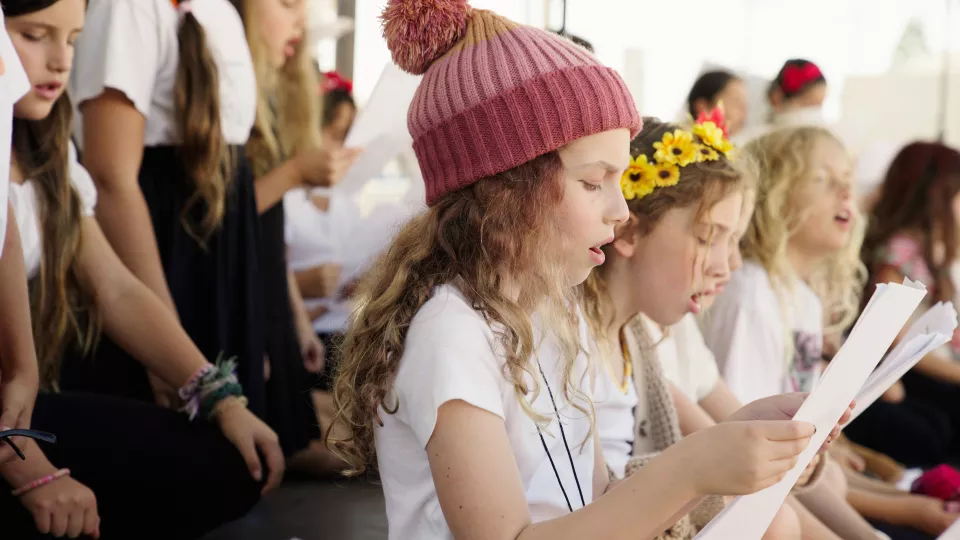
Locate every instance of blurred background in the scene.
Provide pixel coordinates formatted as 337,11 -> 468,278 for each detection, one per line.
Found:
308,0 -> 958,212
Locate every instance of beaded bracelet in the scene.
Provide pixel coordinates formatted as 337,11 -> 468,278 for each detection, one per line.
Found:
179,355 -> 245,421
12,468 -> 70,497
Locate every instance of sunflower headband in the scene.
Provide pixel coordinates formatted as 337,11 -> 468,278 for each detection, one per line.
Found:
620,107 -> 735,201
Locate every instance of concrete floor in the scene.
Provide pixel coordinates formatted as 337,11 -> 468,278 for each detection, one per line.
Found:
202,478 -> 387,540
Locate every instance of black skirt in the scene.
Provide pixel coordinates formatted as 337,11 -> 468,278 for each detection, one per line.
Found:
60,145 -> 266,419
260,200 -> 321,455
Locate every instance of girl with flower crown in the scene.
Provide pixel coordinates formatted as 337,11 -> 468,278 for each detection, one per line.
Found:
329,2 -> 847,539
585,116 -> 823,539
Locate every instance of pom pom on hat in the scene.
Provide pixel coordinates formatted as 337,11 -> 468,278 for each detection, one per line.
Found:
381,0 -> 471,75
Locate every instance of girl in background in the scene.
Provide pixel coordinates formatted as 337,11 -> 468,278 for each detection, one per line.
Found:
332,2 -> 832,538
849,142 -> 960,467
734,59 -> 829,144
702,126 -> 861,404
68,0 -> 266,414
0,0 -> 282,537
320,70 -> 355,147
585,116 -> 810,539
686,70 -> 748,138
230,0 -> 359,458
285,70 -> 362,474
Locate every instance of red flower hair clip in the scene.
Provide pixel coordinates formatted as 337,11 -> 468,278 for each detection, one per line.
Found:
781,63 -> 822,94
321,71 -> 353,94
696,103 -> 728,137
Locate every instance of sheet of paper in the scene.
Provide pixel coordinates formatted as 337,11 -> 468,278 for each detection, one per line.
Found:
337,64 -> 421,195
939,519 -> 960,539
848,301 -> 957,423
0,8 -> 32,257
696,279 -> 928,540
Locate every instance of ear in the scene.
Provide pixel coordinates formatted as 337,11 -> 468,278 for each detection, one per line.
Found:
610,219 -> 638,258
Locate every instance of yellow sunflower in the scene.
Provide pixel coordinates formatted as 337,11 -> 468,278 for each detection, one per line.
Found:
651,162 -> 680,187
653,129 -> 698,167
692,121 -> 734,155
696,144 -> 720,162
620,155 -> 658,200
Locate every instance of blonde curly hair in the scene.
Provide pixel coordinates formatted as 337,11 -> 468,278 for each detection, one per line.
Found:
741,126 -> 866,338
329,152 -> 592,476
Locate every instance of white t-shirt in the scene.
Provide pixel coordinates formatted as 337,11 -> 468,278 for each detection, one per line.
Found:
375,285 -> 595,540
284,189 -> 412,334
10,143 -> 98,278
660,314 -> 721,403
593,339 -> 639,479
700,261 -> 823,404
69,0 -> 256,147
0,9 -> 31,257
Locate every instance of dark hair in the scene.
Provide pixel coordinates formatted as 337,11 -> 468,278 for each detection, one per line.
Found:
770,58 -> 826,100
172,0 -> 231,240
687,70 -> 739,119
551,30 -> 594,54
863,142 -> 960,303
322,88 -> 355,128
1,0 -> 60,16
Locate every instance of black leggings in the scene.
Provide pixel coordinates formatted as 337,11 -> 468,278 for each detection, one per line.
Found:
1,392 -> 261,539
843,396 -> 952,467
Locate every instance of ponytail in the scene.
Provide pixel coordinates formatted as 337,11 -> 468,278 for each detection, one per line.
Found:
172,2 -> 230,241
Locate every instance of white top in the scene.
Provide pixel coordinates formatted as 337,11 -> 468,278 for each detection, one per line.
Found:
660,314 -> 721,403
0,8 -> 31,257
284,189 -> 412,333
10,143 -> 98,278
69,0 -> 256,147
700,261 -> 824,404
593,339 -> 639,478
375,285 -> 596,540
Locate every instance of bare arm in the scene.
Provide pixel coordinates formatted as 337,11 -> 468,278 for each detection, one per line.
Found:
0,207 -> 39,434
254,159 -> 303,214
288,268 -> 314,336
670,382 -> 716,436
75,217 -> 207,387
429,400 -> 703,540
698,380 -> 743,423
0,438 -> 58,487
79,90 -> 176,314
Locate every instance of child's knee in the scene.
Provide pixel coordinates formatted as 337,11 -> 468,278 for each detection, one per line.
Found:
823,458 -> 848,495
763,504 -> 801,540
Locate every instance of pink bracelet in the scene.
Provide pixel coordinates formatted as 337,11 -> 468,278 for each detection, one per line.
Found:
12,468 -> 70,497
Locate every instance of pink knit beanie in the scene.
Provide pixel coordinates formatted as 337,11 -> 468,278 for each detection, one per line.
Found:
382,0 -> 642,205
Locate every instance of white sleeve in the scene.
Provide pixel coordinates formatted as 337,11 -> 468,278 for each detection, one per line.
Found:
701,297 -> 782,404
68,142 -> 97,216
71,0 -> 161,115
395,299 -> 506,448
677,317 -> 721,402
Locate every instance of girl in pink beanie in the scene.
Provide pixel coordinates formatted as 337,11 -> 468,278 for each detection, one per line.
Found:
331,1 -> 843,538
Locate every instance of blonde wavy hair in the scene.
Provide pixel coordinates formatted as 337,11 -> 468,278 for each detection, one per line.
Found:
741,126 -> 866,337
329,152 -> 592,476
232,0 -> 321,176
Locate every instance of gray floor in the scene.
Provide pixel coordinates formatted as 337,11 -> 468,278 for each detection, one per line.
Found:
202,478 -> 387,540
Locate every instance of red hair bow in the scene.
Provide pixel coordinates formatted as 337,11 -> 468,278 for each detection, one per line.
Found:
321,71 -> 353,94
696,104 -> 728,137
781,63 -> 822,94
